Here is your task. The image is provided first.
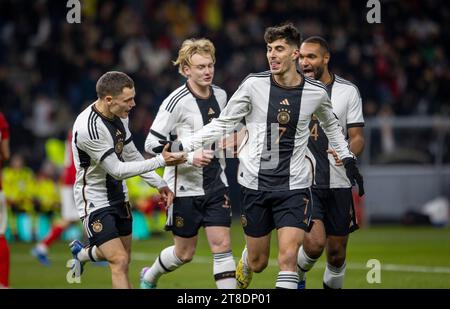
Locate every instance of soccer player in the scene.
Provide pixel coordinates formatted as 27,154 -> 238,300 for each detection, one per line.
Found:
297,36 -> 365,289
140,38 -> 237,289
70,71 -> 186,288
0,111 -> 10,288
32,130 -> 80,265
179,23 -> 364,289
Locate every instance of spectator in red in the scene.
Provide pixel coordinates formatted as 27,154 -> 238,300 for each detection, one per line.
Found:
0,111 -> 11,287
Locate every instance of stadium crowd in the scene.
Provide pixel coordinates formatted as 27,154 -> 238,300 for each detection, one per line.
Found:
0,0 -> 448,169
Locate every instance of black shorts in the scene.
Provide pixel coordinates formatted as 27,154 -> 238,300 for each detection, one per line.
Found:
168,188 -> 232,238
311,188 -> 359,236
240,187 -> 312,237
83,202 -> 133,247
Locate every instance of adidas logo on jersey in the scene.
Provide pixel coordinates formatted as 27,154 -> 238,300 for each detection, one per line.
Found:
116,130 -> 121,136
208,107 -> 215,115
280,99 -> 290,106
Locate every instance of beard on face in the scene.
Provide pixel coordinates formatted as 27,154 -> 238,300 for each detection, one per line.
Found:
314,66 -> 325,80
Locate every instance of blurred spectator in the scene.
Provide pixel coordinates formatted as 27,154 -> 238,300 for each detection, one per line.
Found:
0,0 -> 448,166
0,110 -> 10,287
2,154 -> 35,241
32,160 -> 60,215
2,154 -> 34,214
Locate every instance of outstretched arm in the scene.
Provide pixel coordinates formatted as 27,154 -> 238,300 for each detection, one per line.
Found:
181,82 -> 251,152
122,139 -> 167,188
100,152 -> 165,181
76,127 -> 181,181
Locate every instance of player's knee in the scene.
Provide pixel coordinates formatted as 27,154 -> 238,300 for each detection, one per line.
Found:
177,248 -> 196,263
248,256 -> 268,273
304,234 -> 326,258
250,262 -> 268,273
327,248 -> 346,267
109,254 -> 129,272
306,241 -> 325,259
209,238 -> 231,253
179,255 -> 193,264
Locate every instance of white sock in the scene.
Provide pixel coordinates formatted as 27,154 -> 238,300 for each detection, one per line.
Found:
297,245 -> 318,281
213,251 -> 237,289
323,262 -> 346,289
77,246 -> 102,262
276,271 -> 299,289
144,245 -> 184,284
37,243 -> 48,253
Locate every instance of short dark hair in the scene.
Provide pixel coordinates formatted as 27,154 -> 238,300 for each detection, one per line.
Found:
303,36 -> 330,53
264,23 -> 301,48
96,71 -> 134,99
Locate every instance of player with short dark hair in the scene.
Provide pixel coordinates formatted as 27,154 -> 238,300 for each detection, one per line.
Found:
70,71 -> 186,288
179,23 -> 364,289
297,36 -> 365,289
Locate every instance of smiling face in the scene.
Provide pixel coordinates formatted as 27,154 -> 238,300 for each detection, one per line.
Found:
266,38 -> 299,77
183,53 -> 215,88
106,87 -> 136,119
299,42 -> 330,80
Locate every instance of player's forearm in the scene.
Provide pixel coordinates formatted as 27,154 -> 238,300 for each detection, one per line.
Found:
317,110 -> 353,160
324,124 -> 353,159
349,135 -> 365,157
122,142 -> 166,187
101,154 -> 165,180
182,107 -> 247,152
182,116 -> 240,152
139,171 -> 167,189
128,150 -> 168,188
183,89 -> 250,152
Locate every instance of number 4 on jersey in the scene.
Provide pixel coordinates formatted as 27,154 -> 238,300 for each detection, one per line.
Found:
309,114 -> 320,141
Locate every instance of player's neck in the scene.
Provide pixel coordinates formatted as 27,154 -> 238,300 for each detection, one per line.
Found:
273,67 -> 302,87
187,80 -> 211,99
94,100 -> 115,119
320,69 -> 333,86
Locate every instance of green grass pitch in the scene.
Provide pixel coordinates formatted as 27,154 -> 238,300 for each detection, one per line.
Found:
9,222 -> 450,288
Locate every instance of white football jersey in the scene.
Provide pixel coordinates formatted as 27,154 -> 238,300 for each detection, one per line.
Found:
182,71 -> 353,191
72,103 -> 166,218
145,83 -> 229,197
307,74 -> 364,188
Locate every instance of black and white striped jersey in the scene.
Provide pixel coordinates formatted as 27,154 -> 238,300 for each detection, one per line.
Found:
182,71 -> 354,191
72,103 -> 166,218
307,74 -> 364,189
145,83 -> 228,197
